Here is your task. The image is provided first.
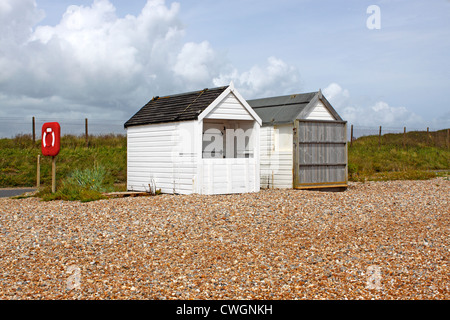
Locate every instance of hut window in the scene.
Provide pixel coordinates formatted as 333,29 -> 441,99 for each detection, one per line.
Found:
202,120 -> 254,158
202,126 -> 224,159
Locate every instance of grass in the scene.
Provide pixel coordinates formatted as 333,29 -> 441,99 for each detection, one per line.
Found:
348,129 -> 449,182
35,165 -> 111,202
0,134 -> 127,201
0,129 -> 449,201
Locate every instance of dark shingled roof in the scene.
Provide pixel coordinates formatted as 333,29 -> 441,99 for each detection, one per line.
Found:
247,91 -> 342,125
124,86 -> 229,128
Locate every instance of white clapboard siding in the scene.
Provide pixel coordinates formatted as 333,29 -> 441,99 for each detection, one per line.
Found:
305,100 -> 335,121
260,126 -> 274,187
205,92 -> 253,121
260,124 -> 293,189
127,121 -> 198,194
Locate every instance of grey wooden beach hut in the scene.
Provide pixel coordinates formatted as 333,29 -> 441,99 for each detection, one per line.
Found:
247,90 -> 348,190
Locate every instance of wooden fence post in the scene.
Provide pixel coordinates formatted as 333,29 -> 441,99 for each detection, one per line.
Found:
36,155 -> 40,188
85,118 -> 89,148
350,124 -> 353,147
378,126 -> 382,148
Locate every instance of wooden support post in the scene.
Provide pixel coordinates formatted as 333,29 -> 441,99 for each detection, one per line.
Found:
32,117 -> 36,144
350,124 -> 353,147
271,171 -> 274,190
345,122 -> 348,185
292,120 -> 299,189
52,156 -> 56,193
378,126 -> 382,148
37,155 -> 40,188
85,118 -> 89,148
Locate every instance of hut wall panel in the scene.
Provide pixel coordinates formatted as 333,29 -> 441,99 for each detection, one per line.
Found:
127,121 -> 198,194
295,121 -> 347,187
260,124 -> 293,189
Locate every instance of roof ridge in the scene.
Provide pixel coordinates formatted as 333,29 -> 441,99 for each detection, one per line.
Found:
247,91 -> 319,102
154,85 -> 228,100
175,88 -> 209,120
250,101 -> 309,109
248,91 -> 319,109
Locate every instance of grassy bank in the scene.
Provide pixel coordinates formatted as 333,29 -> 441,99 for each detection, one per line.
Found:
1,130 -> 449,200
348,129 -> 449,181
0,134 -> 127,191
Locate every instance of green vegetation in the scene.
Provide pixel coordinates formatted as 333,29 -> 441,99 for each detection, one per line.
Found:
348,129 -> 449,181
36,165 -> 111,202
0,129 -> 448,201
0,134 -> 127,201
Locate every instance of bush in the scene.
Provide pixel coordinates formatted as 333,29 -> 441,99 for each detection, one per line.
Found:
37,165 -> 112,202
66,165 -> 109,192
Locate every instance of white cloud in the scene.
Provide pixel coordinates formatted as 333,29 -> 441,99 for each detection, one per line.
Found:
26,0 -> 185,101
323,82 -> 425,128
0,0 -> 302,137
213,57 -> 301,99
173,41 -> 219,88
0,0 -> 44,43
1,0 -> 186,104
322,82 -> 349,105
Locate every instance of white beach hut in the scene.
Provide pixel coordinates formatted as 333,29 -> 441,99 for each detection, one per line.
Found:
124,82 -> 262,195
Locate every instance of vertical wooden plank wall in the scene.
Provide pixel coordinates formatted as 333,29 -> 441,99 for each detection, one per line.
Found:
294,120 -> 348,189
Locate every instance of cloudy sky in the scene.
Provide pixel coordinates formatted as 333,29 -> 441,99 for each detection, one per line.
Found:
0,0 -> 449,137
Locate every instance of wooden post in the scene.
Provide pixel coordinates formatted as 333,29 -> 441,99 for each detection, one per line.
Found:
378,126 -> 382,148
292,120 -> 299,189
350,124 -> 353,147
37,155 -> 40,188
32,117 -> 36,144
345,122 -> 348,185
52,156 -> 56,193
85,118 -> 89,148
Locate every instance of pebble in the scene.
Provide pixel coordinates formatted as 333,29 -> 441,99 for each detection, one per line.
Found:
0,178 -> 448,299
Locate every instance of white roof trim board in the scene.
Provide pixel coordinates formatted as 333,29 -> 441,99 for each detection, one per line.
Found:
198,82 -> 263,126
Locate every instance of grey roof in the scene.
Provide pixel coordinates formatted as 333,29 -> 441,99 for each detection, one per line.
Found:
124,86 -> 228,128
247,91 -> 343,125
